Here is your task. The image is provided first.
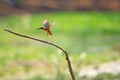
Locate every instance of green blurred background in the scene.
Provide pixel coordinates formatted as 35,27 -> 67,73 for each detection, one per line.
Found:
0,0 -> 120,80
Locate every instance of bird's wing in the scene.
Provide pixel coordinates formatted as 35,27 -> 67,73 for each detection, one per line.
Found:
43,20 -> 50,28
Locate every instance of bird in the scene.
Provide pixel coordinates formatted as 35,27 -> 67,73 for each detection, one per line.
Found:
37,19 -> 52,36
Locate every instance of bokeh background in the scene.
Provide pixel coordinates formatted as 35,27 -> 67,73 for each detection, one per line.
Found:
0,0 -> 120,80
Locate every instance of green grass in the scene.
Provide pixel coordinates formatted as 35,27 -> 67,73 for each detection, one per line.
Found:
0,11 -> 120,79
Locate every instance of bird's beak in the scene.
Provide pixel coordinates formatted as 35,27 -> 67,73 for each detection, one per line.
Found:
40,27 -> 43,29
37,27 -> 43,30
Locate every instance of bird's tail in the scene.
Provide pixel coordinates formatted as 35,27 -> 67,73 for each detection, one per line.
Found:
47,30 -> 52,35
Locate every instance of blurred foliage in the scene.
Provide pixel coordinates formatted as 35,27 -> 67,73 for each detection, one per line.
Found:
0,11 -> 120,79
80,73 -> 120,80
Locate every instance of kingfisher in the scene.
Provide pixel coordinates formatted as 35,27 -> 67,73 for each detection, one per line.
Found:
37,19 -> 52,36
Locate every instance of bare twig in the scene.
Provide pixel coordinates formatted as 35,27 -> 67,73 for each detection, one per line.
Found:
4,29 -> 75,80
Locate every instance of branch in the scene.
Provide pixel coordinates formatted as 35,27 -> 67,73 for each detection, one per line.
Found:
4,29 -> 75,80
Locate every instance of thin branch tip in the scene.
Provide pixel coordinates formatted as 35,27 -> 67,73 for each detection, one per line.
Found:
4,29 -> 9,31
3,29 -> 6,31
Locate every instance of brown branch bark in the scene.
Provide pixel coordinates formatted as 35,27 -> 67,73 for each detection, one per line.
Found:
4,29 -> 75,80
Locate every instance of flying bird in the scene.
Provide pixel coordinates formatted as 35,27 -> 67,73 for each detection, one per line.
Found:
37,19 -> 53,36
